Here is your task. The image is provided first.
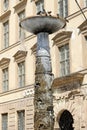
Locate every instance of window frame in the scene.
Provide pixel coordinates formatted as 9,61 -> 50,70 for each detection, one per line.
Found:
3,0 -> 9,11
17,110 -> 25,130
84,0 -> 87,7
59,44 -> 70,76
18,61 -> 25,88
2,67 -> 9,92
52,31 -> 72,77
3,21 -> 9,49
58,0 -> 68,18
2,113 -> 8,130
18,10 -> 25,40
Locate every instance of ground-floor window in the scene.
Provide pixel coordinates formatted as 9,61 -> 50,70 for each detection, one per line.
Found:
58,110 -> 74,130
2,113 -> 8,130
17,110 -> 25,130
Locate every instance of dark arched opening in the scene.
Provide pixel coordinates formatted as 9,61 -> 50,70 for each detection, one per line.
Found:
59,110 -> 74,130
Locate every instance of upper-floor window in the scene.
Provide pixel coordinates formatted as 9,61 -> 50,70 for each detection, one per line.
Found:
18,61 -> 25,87
84,0 -> 87,7
17,110 -> 25,130
58,0 -> 68,18
59,44 -> 70,76
2,67 -> 9,92
2,113 -> 8,130
35,0 -> 44,14
3,0 -> 9,11
3,21 -> 9,49
18,10 -> 25,40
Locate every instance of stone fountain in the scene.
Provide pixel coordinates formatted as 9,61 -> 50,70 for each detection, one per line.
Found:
20,15 -> 66,130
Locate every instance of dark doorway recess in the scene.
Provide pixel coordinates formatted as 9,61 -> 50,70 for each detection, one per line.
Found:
59,110 -> 74,130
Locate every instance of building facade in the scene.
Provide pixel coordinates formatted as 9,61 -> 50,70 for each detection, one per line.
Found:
0,0 -> 87,130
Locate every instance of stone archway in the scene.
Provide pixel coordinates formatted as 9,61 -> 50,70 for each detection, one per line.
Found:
58,110 -> 74,130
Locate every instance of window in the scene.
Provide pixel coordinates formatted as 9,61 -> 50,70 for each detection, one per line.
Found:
3,0 -> 9,11
18,11 -> 25,40
85,35 -> 87,40
59,44 -> 70,76
18,61 -> 25,87
17,110 -> 25,130
2,68 -> 9,92
3,21 -> 9,49
58,0 -> 68,18
2,113 -> 8,130
84,0 -> 87,7
35,0 -> 44,14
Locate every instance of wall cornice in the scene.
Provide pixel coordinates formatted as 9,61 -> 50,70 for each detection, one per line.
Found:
67,7 -> 87,20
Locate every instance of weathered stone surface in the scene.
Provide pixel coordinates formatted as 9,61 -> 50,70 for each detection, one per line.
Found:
34,32 -> 54,130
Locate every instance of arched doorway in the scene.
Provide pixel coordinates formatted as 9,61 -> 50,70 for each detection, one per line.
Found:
58,110 -> 74,130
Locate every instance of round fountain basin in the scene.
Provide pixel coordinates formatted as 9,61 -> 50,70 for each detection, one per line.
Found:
20,16 -> 66,34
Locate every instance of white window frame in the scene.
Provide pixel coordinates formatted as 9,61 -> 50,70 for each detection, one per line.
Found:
3,21 -> 9,49
59,44 -> 70,76
2,67 -> 9,92
18,61 -> 25,87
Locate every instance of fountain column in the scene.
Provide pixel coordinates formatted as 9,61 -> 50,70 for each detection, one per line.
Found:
20,15 -> 66,130
34,32 -> 54,130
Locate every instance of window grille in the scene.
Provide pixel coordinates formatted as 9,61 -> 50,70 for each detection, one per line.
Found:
2,113 -> 8,130
3,21 -> 9,49
17,111 -> 25,130
18,61 -> 25,87
59,44 -> 70,76
2,68 -> 9,92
